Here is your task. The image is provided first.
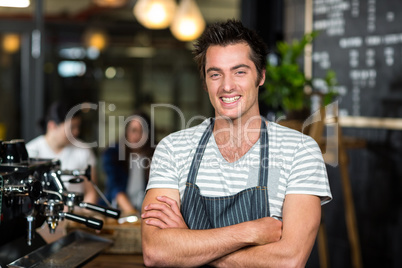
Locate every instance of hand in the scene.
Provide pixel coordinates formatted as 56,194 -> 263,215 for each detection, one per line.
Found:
249,217 -> 283,246
208,217 -> 282,268
142,196 -> 188,229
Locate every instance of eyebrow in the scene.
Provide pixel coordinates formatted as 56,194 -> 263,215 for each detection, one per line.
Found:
231,64 -> 251,71
206,67 -> 221,73
206,64 -> 251,74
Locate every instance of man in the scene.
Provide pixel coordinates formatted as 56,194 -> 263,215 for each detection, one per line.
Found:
141,20 -> 332,267
27,101 -> 98,204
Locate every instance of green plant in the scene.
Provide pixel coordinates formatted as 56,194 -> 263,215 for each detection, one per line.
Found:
260,32 -> 337,115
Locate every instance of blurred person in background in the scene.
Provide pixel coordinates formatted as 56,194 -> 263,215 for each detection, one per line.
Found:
101,111 -> 154,215
26,101 -> 98,204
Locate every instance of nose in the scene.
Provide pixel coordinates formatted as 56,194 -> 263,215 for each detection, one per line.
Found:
71,127 -> 80,137
221,75 -> 235,92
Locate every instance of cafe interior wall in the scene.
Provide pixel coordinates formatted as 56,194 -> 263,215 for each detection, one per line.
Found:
5,0 -> 242,137
0,1 -> 239,195
283,1 -> 402,268
0,43 -> 19,140
43,24 -> 211,147
0,0 -> 241,139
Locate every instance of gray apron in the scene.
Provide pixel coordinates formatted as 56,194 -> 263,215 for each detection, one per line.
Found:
181,118 -> 270,229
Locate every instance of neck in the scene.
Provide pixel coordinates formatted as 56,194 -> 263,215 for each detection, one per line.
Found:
213,115 -> 262,149
45,134 -> 64,154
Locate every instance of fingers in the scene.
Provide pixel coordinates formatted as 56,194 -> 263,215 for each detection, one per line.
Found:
142,204 -> 177,226
156,195 -> 181,215
247,217 -> 283,245
144,202 -> 177,218
143,195 -> 181,220
141,196 -> 188,229
144,218 -> 169,229
142,209 -> 177,229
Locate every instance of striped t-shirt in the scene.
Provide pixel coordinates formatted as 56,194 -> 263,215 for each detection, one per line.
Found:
147,118 -> 332,219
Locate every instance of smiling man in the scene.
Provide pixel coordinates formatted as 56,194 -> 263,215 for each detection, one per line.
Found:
141,19 -> 332,267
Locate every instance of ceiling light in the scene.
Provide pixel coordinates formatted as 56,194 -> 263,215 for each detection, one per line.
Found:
170,0 -> 205,42
83,29 -> 109,51
2,34 -> 20,53
92,0 -> 127,8
0,0 -> 29,8
105,67 -> 117,79
58,61 -> 86,77
133,0 -> 177,29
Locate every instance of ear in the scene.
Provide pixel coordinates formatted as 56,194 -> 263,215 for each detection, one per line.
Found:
258,71 -> 266,86
47,120 -> 57,131
202,80 -> 208,92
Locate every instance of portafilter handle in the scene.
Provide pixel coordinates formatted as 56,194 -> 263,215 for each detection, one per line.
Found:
61,212 -> 103,230
79,202 -> 121,219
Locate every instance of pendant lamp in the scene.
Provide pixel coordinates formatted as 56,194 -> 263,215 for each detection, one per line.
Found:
92,0 -> 127,8
170,0 -> 205,42
0,0 -> 29,8
2,34 -> 20,53
133,0 -> 177,29
83,28 -> 109,51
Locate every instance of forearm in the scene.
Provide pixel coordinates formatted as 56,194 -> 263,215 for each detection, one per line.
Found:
142,191 -> 282,267
83,182 -> 98,204
212,195 -> 322,268
210,235 -> 314,268
116,192 -> 136,213
83,169 -> 98,204
142,220 -> 257,267
83,189 -> 97,204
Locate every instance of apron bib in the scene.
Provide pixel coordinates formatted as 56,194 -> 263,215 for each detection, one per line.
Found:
181,118 -> 270,229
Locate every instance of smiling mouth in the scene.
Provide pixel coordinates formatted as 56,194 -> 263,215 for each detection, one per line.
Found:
221,96 -> 240,104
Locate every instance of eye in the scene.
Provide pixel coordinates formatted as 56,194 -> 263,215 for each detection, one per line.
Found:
209,73 -> 221,79
236,70 -> 246,75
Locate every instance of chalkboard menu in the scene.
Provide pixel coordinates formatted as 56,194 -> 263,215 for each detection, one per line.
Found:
312,0 -> 402,117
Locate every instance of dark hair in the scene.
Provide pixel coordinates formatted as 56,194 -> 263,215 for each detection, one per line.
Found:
39,101 -> 81,133
122,111 -> 154,171
124,111 -> 153,155
193,19 -> 268,86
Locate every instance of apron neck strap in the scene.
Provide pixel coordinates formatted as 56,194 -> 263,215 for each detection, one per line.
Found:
259,119 -> 269,186
187,118 -> 215,183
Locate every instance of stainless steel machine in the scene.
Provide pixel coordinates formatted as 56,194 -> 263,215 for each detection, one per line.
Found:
0,140 -> 120,267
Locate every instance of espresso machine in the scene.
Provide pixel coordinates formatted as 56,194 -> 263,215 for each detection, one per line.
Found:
0,140 -> 121,267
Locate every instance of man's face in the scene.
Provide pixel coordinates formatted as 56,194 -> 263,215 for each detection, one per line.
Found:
204,43 -> 265,122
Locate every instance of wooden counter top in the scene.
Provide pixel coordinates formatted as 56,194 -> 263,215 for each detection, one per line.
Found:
84,253 -> 144,267
339,116 -> 402,130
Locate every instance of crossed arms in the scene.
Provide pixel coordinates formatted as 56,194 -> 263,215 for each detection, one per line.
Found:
141,188 -> 321,267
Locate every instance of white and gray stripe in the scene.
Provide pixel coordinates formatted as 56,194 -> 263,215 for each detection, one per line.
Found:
147,118 -> 332,219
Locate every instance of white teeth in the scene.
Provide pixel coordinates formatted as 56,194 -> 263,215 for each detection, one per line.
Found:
221,96 -> 240,103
